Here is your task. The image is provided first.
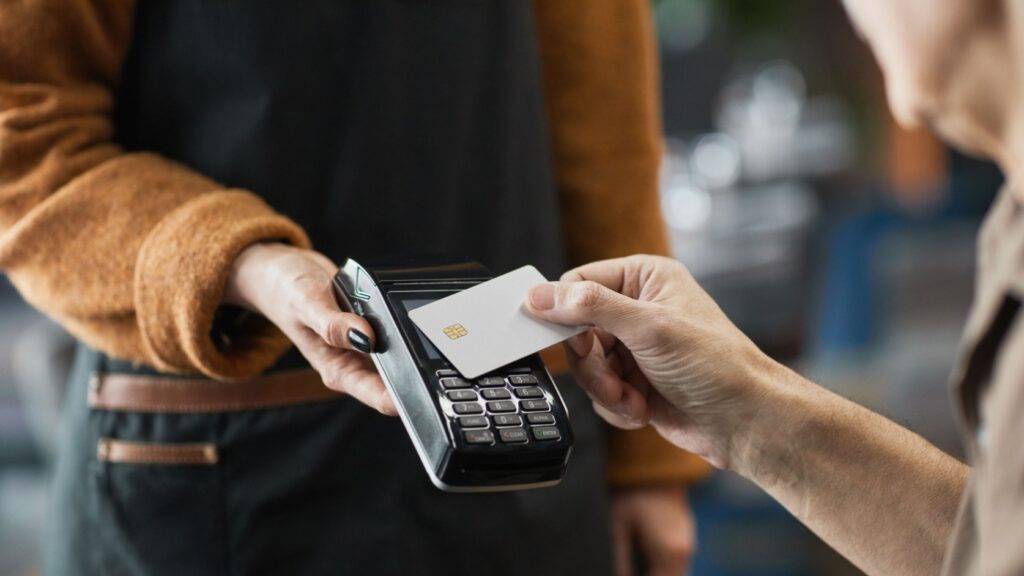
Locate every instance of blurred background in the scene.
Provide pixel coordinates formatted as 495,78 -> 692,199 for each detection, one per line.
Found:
0,1 -> 1003,574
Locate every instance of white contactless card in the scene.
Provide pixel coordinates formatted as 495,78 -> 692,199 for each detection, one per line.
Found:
408,265 -> 584,379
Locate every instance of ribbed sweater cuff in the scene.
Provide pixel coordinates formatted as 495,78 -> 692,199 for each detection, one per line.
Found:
135,190 -> 310,380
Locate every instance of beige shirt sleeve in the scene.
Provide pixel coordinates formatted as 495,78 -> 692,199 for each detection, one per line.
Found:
942,189 -> 1024,575
973,300 -> 1024,575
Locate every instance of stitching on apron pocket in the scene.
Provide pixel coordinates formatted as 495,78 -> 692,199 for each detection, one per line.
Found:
96,438 -> 219,466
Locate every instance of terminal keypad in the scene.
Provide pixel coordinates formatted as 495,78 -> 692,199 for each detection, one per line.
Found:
437,368 -> 561,446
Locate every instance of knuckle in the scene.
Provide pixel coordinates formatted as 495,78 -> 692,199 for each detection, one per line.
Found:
648,312 -> 676,342
291,269 -> 325,289
320,358 -> 353,389
559,268 -> 584,282
320,370 -> 344,392
310,252 -> 338,272
286,294 -> 307,319
571,282 -> 604,311
288,273 -> 324,303
583,376 -> 603,395
323,315 -> 345,344
642,254 -> 688,280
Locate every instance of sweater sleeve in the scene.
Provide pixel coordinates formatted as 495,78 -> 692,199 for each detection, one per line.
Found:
0,0 -> 310,380
534,0 -> 711,486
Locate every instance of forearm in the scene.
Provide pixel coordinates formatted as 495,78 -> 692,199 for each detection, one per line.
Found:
735,363 -> 968,576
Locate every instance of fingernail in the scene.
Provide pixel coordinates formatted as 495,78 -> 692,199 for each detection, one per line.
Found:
347,328 -> 372,353
528,283 -> 556,311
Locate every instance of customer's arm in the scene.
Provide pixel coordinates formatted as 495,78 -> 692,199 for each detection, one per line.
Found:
729,361 -> 967,576
0,0 -> 391,413
526,255 -> 968,576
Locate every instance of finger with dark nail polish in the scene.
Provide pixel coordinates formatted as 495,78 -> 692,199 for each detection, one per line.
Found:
348,328 -> 372,353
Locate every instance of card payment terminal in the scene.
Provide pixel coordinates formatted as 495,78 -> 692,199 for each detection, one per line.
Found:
333,258 -> 574,492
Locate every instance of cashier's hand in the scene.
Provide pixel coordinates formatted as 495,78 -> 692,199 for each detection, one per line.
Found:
611,485 -> 695,576
225,243 -> 397,416
525,255 -> 775,469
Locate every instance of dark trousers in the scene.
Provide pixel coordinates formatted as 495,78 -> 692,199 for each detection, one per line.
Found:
45,345 -> 613,575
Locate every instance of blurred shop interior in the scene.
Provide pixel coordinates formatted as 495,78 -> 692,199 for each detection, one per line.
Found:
0,1 -> 1002,575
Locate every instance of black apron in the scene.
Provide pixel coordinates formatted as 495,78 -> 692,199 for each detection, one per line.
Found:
45,1 -> 611,575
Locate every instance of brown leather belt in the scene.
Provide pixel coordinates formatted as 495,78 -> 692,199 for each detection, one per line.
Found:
87,369 -> 344,413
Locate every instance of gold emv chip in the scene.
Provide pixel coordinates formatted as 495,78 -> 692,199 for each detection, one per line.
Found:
442,323 -> 468,340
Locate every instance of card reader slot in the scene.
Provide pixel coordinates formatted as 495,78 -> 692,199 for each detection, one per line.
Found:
454,453 -> 567,484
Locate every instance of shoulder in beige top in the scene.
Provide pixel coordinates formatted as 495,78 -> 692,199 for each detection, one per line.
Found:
943,189 -> 1024,575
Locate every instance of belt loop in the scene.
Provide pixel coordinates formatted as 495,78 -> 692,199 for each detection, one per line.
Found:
97,345 -> 110,374
88,372 -> 102,403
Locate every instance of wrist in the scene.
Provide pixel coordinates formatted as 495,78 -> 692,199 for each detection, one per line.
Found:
224,242 -> 290,312
727,354 -> 819,484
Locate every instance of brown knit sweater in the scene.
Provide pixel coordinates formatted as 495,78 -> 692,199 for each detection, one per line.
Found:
0,0 -> 709,485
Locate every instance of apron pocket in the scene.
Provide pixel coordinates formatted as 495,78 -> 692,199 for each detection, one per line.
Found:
93,437 -> 227,576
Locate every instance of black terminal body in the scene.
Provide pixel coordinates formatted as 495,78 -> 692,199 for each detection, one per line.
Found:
333,258 -> 574,492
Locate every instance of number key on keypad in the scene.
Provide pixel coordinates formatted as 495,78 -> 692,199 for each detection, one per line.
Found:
453,402 -> 483,415
492,414 -> 523,427
508,375 -> 539,386
520,399 -> 549,412
446,390 -> 478,402
481,388 -> 511,400
514,387 -> 544,399
486,401 -> 517,413
477,377 -> 506,387
440,377 -> 472,389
